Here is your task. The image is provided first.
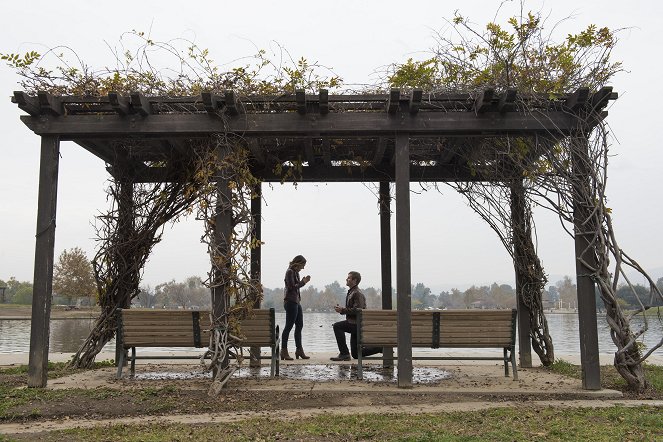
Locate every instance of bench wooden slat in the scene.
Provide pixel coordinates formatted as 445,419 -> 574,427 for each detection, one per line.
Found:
357,309 -> 518,381
116,308 -> 280,379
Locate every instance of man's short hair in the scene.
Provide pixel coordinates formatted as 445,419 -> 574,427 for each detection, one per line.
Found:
348,271 -> 361,284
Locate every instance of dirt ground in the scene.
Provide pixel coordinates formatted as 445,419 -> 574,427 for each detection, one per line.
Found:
3,358 -> 654,435
1,352 -> 662,436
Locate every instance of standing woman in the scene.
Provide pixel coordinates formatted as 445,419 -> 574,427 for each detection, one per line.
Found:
281,255 -> 311,360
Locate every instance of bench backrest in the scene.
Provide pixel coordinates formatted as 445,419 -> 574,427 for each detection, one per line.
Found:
118,308 -> 276,348
359,309 -> 517,348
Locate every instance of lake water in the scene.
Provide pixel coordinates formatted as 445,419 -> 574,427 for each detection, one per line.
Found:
0,312 -> 661,357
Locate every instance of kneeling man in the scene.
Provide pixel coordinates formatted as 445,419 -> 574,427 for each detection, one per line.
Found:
330,271 -> 382,361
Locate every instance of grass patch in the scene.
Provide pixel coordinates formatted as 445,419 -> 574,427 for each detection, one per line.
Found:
25,406 -> 663,441
548,359 -> 663,394
0,359 -> 115,378
644,364 -> 663,391
549,359 -> 579,377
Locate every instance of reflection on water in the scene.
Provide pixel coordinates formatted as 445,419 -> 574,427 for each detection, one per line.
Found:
0,312 -> 661,357
134,364 -> 451,384
0,318 -> 106,354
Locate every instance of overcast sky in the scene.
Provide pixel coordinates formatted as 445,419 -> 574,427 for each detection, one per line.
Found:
1,0 -> 660,293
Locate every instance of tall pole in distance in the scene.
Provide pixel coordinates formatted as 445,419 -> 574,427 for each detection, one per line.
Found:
395,133 -> 412,388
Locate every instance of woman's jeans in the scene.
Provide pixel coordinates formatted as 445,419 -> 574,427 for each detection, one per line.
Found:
282,300 -> 303,349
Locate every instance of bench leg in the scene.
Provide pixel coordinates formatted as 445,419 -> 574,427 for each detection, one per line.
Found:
130,347 -> 136,378
270,345 -> 276,378
503,348 -> 509,377
511,347 -> 519,380
357,346 -> 363,380
274,342 -> 280,377
116,348 -> 125,379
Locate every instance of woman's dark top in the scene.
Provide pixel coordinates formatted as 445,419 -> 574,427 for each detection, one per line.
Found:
284,267 -> 306,304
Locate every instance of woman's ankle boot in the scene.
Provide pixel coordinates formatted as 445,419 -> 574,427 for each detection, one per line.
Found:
295,347 -> 310,360
280,348 -> 293,361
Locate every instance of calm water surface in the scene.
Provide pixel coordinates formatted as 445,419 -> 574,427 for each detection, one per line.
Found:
0,312 -> 661,356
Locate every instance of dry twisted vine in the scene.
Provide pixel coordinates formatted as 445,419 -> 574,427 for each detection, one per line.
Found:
70,145 -> 213,368
386,5 -> 661,390
193,138 -> 263,393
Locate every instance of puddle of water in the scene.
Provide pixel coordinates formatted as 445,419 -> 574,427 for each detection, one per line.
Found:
134,364 -> 452,384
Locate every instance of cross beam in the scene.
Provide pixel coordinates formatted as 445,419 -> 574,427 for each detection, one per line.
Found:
20,110 -> 577,139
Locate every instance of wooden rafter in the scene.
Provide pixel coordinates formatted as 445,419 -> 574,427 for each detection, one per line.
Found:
12,88 -> 616,183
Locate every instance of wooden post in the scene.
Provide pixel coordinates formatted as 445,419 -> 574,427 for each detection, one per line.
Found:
571,133 -> 601,390
379,181 -> 394,369
28,135 -> 60,388
115,170 -> 133,368
249,183 -> 262,367
211,153 -> 233,372
395,133 -> 412,388
510,179 -> 532,368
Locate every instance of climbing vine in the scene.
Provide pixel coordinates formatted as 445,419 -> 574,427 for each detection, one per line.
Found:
389,7 -> 661,390
5,5 -> 661,393
3,32 -> 340,385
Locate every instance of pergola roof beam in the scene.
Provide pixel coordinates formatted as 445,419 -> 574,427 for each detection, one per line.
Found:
303,137 -> 315,166
319,89 -> 329,114
224,91 -> 239,115
201,92 -> 221,114
498,89 -> 517,113
387,89 -> 401,113
20,111 -> 579,138
247,138 -> 265,166
129,163 -> 500,183
12,91 -> 40,116
321,138 -> 331,166
130,92 -> 151,116
38,92 -> 62,116
77,139 -> 116,164
565,88 -> 589,111
12,90 -> 617,116
473,88 -> 494,113
373,137 -> 387,165
409,89 -> 423,114
108,92 -> 131,116
590,86 -> 616,112
296,89 -> 307,114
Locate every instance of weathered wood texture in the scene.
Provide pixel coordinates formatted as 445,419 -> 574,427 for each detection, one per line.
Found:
28,135 -> 60,388
571,134 -> 601,390
115,308 -> 280,378
13,89 -> 616,185
395,133 -> 412,388
12,88 -> 616,391
356,309 -> 518,380
511,179 -> 533,368
379,181 -> 394,368
249,183 -> 262,367
19,111 -> 579,137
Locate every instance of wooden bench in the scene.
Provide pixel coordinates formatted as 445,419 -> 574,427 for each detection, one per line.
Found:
115,308 -> 280,378
356,309 -> 518,380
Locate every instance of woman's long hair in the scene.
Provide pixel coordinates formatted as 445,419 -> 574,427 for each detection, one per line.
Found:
289,255 -> 307,269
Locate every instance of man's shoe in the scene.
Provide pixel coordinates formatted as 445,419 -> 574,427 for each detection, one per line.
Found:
330,353 -> 351,361
362,347 -> 383,357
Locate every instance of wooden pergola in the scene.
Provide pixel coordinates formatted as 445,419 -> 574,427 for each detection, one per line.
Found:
12,87 -> 616,389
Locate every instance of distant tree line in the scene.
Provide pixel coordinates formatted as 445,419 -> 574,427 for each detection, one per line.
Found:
133,276 -> 663,312
3,267 -> 662,312
0,277 -> 34,305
